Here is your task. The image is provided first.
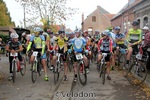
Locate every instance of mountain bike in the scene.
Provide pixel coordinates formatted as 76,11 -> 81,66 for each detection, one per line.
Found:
31,51 -> 42,83
67,52 -> 74,72
54,53 -> 63,84
125,47 -> 149,86
116,47 -> 127,70
99,53 -> 109,85
10,53 -> 26,83
76,53 -> 87,86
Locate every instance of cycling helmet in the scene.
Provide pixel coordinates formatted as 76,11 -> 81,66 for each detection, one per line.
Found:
132,20 -> 139,26
114,26 -> 121,30
47,29 -> 53,34
11,33 -> 19,38
58,30 -> 65,34
102,30 -> 109,36
95,30 -> 100,33
75,29 -> 81,33
143,26 -> 149,30
33,27 -> 42,34
84,30 -> 88,34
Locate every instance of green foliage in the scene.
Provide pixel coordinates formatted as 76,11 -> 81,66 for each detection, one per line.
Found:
0,0 -> 14,26
0,34 -> 9,43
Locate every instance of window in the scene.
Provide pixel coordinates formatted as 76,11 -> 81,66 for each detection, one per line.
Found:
92,16 -> 96,22
143,17 -> 148,26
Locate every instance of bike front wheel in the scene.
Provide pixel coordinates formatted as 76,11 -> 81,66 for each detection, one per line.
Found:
126,62 -> 147,86
78,63 -> 87,86
31,61 -> 37,83
54,62 -> 60,84
20,57 -> 26,76
12,61 -> 16,83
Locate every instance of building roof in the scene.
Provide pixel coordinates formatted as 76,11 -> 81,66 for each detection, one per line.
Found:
112,0 -> 143,20
97,6 -> 110,14
104,14 -> 116,19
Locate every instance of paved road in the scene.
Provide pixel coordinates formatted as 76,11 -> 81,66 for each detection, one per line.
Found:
0,55 -> 150,100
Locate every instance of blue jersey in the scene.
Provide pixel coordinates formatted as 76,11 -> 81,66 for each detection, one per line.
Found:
71,37 -> 86,52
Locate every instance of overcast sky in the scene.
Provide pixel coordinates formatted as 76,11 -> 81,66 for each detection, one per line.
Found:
4,0 -> 128,30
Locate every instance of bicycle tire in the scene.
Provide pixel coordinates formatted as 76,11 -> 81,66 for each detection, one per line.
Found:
102,64 -> 106,85
37,58 -> 42,76
47,54 -> 51,68
118,53 -> 126,70
78,62 -> 87,86
31,61 -> 37,83
126,62 -> 147,86
54,62 -> 60,84
20,57 -> 26,76
67,57 -> 73,72
12,61 -> 16,83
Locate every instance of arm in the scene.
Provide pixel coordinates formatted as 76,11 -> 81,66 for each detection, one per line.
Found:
26,42 -> 32,53
98,39 -> 102,51
109,39 -> 113,52
42,41 -> 45,55
5,45 -> 11,52
15,45 -> 23,52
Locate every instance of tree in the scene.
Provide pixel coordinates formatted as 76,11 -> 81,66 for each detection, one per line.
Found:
15,0 -> 78,26
0,0 -> 15,26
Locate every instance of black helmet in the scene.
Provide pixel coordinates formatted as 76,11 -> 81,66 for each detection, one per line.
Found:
58,30 -> 65,34
132,20 -> 139,26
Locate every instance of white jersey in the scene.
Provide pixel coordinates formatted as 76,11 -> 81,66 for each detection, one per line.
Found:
50,36 -> 56,46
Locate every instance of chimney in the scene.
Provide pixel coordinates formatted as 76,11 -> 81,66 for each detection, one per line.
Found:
97,5 -> 100,10
82,13 -> 84,32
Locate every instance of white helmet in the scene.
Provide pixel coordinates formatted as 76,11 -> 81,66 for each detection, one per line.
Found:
33,27 -> 42,33
143,26 -> 149,30
10,33 -> 19,38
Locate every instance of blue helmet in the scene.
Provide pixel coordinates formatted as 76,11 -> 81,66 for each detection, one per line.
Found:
114,26 -> 121,30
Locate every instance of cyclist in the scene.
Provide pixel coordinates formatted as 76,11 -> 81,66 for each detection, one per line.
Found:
46,29 -> 56,70
83,30 -> 92,73
94,30 -> 101,43
142,26 -> 150,68
97,30 -> 113,80
26,27 -> 48,81
5,33 -> 24,80
69,30 -> 88,82
52,30 -> 68,81
126,20 -> 142,68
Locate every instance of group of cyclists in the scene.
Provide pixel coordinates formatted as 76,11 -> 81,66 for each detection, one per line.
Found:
5,20 -> 150,83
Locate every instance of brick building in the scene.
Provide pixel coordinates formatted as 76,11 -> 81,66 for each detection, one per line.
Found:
82,6 -> 115,35
134,0 -> 150,28
111,0 -> 143,32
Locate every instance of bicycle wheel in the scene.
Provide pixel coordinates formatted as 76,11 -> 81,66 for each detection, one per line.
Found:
12,61 -> 16,83
78,63 -> 87,86
118,53 -> 126,70
31,61 -> 37,83
67,57 -> 73,72
47,54 -> 51,68
20,57 -> 26,76
54,62 -> 60,84
100,64 -> 106,85
126,62 -> 147,86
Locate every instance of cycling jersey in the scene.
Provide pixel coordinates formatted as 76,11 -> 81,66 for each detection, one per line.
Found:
84,36 -> 91,50
94,34 -> 100,41
71,37 -> 86,52
115,33 -> 125,44
7,41 -> 21,50
55,36 -> 68,49
127,28 -> 142,44
27,35 -> 45,55
98,38 -> 113,52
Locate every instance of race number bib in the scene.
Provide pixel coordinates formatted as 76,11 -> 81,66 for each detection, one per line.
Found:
10,53 -> 18,56
76,53 -> 83,60
33,51 -> 38,56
